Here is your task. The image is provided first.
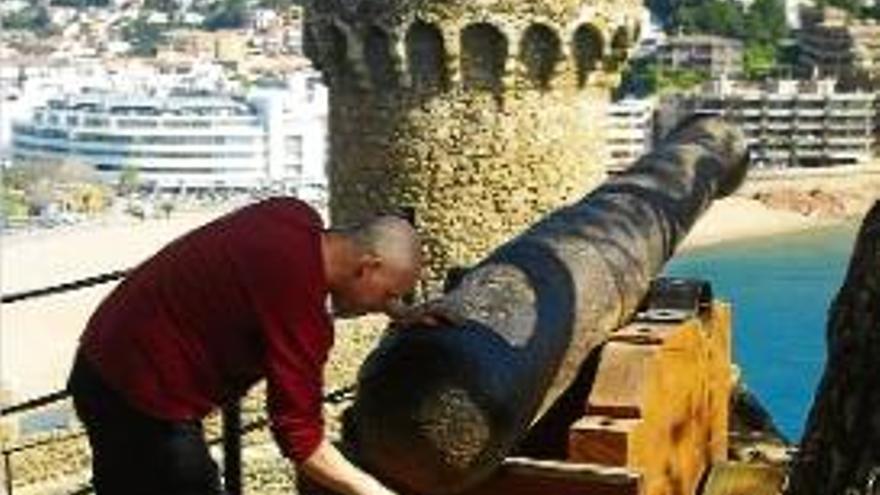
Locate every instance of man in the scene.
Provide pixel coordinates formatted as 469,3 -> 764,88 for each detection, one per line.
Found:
67,197 -> 422,495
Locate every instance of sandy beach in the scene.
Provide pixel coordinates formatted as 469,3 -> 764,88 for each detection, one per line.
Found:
0,188 -> 858,405
678,196 -> 831,252
1,206 -> 238,405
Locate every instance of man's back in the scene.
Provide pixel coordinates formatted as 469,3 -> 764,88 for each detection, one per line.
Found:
80,198 -> 332,422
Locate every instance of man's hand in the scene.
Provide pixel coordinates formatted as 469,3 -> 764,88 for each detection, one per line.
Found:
386,298 -> 465,329
299,439 -> 398,495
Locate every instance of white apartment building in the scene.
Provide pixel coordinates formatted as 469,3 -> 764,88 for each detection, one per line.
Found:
682,78 -> 875,167
247,71 -> 328,207
655,34 -> 744,77
632,7 -> 667,60
605,97 -> 656,172
250,8 -> 279,31
0,59 -> 235,166
12,93 -> 270,190
785,0 -> 815,29
11,70 -> 329,197
798,6 -> 880,80
0,59 -> 107,166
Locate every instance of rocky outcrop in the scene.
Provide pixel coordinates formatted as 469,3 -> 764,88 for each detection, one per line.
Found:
786,201 -> 880,495
751,189 -> 847,218
744,173 -> 880,220
728,381 -> 791,466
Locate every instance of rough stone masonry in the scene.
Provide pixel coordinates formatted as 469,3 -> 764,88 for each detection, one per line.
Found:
303,0 -> 643,290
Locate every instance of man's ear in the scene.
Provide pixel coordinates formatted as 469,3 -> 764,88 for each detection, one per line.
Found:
356,253 -> 382,277
365,254 -> 383,270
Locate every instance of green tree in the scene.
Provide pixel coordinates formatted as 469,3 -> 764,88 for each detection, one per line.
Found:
144,0 -> 179,12
50,0 -> 110,6
159,200 -> 175,219
117,165 -> 141,196
1,5 -> 50,33
703,0 -> 746,38
656,67 -> 710,92
743,42 -> 777,79
2,160 -> 106,217
258,0 -> 300,10
675,0 -> 746,38
203,0 -> 247,30
122,16 -> 167,56
668,0 -> 787,44
617,59 -> 711,96
745,0 -> 788,46
661,0 -> 789,81
617,58 -> 659,96
1,186 -> 29,224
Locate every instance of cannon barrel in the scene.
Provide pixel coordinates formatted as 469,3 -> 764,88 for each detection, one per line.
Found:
346,118 -> 749,494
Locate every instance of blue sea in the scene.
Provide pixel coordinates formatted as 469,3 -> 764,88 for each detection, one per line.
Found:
665,222 -> 861,442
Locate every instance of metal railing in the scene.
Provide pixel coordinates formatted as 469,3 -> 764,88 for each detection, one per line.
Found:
0,270 -> 129,305
1,269 -> 356,495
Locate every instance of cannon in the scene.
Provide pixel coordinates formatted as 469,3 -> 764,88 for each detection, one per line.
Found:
343,118 -> 749,495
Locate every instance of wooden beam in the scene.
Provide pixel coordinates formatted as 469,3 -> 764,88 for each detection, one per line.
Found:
568,303 -> 732,495
460,458 -> 642,495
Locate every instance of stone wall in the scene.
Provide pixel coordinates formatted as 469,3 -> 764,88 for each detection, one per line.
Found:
304,0 -> 643,290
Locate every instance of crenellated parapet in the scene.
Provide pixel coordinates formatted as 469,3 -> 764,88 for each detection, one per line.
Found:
305,2 -> 641,94
304,0 -> 644,290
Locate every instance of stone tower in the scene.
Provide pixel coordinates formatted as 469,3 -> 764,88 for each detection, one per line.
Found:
304,0 -> 643,290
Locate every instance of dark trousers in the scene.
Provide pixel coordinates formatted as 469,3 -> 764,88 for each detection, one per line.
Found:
67,353 -> 224,495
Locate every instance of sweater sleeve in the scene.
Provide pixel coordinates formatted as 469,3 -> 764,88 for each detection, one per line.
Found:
229,200 -> 333,463
261,284 -> 332,463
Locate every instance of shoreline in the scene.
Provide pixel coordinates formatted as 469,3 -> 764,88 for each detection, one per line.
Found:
681,164 -> 879,252
678,196 -> 841,253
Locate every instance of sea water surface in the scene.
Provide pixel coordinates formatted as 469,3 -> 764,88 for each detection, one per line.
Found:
665,222 -> 861,442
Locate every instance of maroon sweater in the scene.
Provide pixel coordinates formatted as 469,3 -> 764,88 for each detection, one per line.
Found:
80,198 -> 333,463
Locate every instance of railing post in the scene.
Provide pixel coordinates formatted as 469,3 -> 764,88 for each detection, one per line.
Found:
4,450 -> 13,495
222,402 -> 242,495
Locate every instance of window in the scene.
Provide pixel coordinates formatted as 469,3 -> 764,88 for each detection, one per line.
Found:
284,135 -> 303,163
164,120 -> 212,128
116,119 -> 159,129
84,117 -> 110,128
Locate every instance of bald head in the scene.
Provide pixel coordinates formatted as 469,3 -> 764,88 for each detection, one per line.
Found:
345,216 -> 422,273
325,216 -> 422,318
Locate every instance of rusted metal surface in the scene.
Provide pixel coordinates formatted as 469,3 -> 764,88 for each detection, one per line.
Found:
344,118 -> 749,495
